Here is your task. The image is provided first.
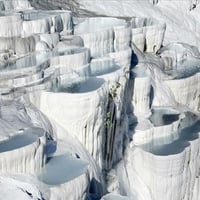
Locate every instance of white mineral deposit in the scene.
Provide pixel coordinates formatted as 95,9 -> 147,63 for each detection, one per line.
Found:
0,0 -> 200,199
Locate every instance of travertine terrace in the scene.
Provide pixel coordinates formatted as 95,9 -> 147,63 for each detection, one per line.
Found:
0,0 -> 200,199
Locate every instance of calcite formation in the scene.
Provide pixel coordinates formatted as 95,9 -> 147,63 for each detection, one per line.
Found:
0,0 -> 200,200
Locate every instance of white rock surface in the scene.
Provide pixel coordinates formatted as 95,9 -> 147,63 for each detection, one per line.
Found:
0,175 -> 48,200
22,10 -> 73,35
0,1 -> 200,200
0,13 -> 22,37
166,72 -> 200,112
101,193 -> 130,200
74,17 -> 128,58
131,17 -> 166,53
38,154 -> 89,200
